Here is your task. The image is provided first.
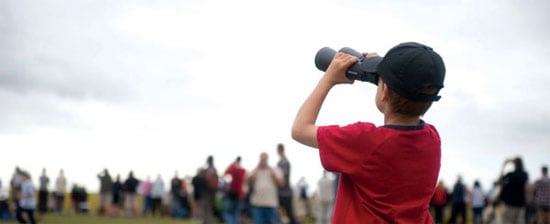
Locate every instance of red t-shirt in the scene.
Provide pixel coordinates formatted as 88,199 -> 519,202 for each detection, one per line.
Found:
317,121 -> 441,224
224,164 -> 246,198
432,187 -> 447,206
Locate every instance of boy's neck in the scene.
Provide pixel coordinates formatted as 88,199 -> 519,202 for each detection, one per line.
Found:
383,112 -> 421,126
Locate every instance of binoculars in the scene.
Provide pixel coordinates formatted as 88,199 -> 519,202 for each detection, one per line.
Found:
314,47 -> 382,84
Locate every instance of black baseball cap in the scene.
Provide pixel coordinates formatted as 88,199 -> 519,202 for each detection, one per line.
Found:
376,42 -> 446,102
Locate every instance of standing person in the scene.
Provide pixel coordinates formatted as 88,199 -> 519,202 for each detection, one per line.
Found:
170,171 -> 183,217
317,170 -> 335,224
276,143 -> 298,224
73,185 -> 89,214
123,171 -> 140,217
525,181 -> 536,224
16,171 -> 36,224
150,174 -> 165,217
192,168 -> 206,220
10,167 -> 24,214
180,178 -> 191,218
448,176 -> 467,224
291,42 -> 446,223
222,156 -> 247,224
534,166 -> 550,224
97,168 -> 113,216
499,157 -> 529,224
111,175 -> 123,216
54,169 -> 67,214
297,177 -> 312,220
140,176 -> 152,216
484,180 -> 502,224
470,180 -> 486,224
38,168 -> 50,213
249,152 -> 284,224
70,184 -> 80,214
0,178 -> 10,220
202,155 -> 219,224
431,181 -> 448,224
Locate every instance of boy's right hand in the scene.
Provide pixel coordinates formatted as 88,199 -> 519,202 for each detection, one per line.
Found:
322,52 -> 358,85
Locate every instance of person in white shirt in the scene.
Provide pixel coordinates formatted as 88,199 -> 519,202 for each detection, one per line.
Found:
16,171 -> 36,224
54,169 -> 67,214
249,152 -> 284,224
150,174 -> 165,216
470,180 -> 486,224
317,170 -> 335,224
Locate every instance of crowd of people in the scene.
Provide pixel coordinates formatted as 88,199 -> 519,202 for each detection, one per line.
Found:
431,157 -> 550,224
1,152 -> 548,224
0,143 -> 339,224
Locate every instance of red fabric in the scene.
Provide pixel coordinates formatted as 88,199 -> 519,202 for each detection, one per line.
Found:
432,187 -> 447,206
224,164 -> 246,198
317,122 -> 441,224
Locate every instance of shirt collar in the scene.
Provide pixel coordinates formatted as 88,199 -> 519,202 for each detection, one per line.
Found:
381,120 -> 426,130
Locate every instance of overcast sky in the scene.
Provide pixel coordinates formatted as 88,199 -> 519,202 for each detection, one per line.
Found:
1,0 -> 549,193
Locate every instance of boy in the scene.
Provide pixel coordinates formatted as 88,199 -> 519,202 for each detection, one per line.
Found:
292,42 -> 445,223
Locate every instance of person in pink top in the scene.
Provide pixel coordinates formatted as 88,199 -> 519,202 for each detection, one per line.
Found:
292,42 -> 446,223
140,176 -> 152,216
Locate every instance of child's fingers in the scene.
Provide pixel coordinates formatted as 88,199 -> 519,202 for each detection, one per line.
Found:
363,52 -> 379,58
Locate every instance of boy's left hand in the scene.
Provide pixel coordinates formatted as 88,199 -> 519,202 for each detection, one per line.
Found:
322,52 -> 358,85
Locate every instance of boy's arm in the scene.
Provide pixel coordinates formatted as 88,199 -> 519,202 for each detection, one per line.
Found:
291,52 -> 357,148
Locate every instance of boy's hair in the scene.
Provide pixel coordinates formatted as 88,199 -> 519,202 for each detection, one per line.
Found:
376,42 -> 446,111
387,86 -> 436,116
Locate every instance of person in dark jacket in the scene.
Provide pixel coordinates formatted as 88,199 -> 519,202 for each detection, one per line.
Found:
448,176 -> 467,224
499,157 -> 528,223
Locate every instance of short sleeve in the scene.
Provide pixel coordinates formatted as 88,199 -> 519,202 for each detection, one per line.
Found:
317,122 -> 376,174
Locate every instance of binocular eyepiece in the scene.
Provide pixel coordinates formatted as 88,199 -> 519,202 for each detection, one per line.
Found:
314,47 -> 382,84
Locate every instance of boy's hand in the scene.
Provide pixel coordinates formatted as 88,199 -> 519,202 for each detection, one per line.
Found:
292,50 -> 372,149
363,52 -> 380,58
322,52 -> 358,85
